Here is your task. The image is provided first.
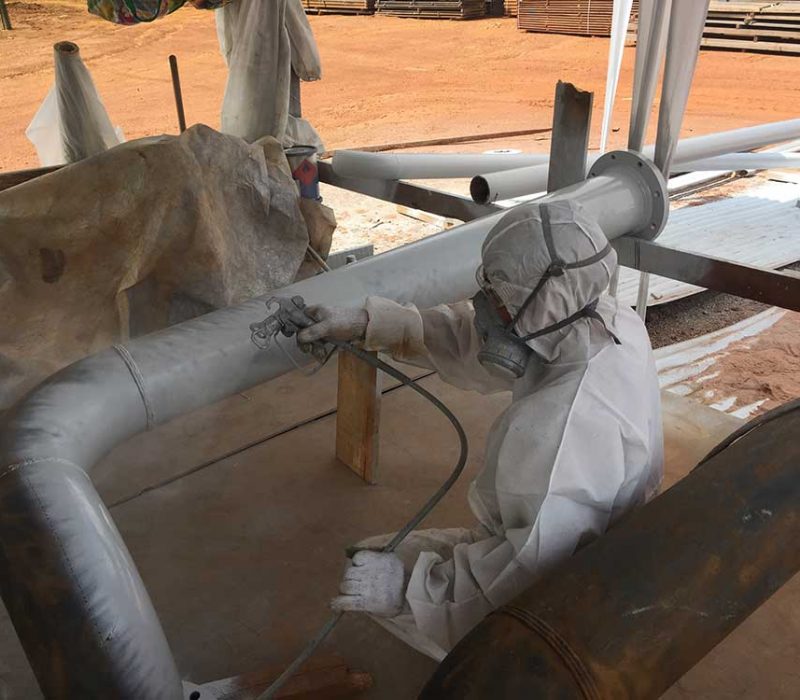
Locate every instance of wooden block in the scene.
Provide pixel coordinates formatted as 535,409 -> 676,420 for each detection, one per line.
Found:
336,350 -> 382,483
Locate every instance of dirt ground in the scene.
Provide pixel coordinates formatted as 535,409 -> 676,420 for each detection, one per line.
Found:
2,1 -> 800,172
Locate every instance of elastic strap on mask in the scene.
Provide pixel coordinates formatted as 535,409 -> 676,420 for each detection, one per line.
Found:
519,299 -> 619,344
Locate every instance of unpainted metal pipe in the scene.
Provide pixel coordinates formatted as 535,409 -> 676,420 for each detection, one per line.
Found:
420,405 -> 800,700
332,150 -> 550,180
472,119 -> 800,203
0,152 -> 663,698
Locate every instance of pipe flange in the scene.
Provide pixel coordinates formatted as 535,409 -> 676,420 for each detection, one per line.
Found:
588,150 -> 668,240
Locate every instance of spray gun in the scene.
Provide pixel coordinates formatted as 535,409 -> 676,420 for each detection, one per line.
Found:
249,295 -> 469,699
249,295 -> 330,366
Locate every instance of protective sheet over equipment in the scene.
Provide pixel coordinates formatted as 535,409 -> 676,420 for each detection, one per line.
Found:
26,42 -> 124,166
217,0 -> 324,149
0,124 -> 309,410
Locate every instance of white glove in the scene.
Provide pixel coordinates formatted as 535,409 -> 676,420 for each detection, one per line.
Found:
331,550 -> 405,618
296,305 -> 369,345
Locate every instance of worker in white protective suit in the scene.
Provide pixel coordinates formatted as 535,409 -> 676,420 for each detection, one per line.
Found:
297,200 -> 664,660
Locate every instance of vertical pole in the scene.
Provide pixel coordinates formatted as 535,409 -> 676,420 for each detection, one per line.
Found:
0,0 -> 12,31
168,55 -> 187,133
546,81 -> 593,193
635,272 -> 650,319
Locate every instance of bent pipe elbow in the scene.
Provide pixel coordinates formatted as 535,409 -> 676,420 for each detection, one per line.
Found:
420,407 -> 800,699
0,350 -> 182,699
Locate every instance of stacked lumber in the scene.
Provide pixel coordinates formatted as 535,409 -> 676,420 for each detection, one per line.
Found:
518,0 -> 638,37
302,0 -> 375,14
376,0 -> 486,19
702,2 -> 800,55
505,0 -> 518,17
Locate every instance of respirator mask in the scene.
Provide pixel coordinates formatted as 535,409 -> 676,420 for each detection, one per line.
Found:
472,204 -> 618,381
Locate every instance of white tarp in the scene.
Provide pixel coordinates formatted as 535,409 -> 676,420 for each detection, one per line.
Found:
0,125 -> 309,410
217,0 -> 324,151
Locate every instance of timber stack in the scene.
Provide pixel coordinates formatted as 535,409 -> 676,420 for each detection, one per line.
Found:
376,0 -> 486,19
504,0 -> 518,17
302,0 -> 376,14
517,0 -> 638,37
702,1 -> 800,55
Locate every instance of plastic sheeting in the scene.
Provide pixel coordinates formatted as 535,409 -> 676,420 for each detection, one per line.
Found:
285,0 -> 322,82
217,0 -> 324,150
0,125 -> 309,410
26,42 -> 123,167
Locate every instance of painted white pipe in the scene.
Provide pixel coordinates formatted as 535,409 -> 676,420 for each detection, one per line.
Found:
653,0 -> 710,175
681,152 -> 800,171
628,0 -> 671,152
332,150 -> 550,180
471,119 -> 800,203
599,0 -> 634,153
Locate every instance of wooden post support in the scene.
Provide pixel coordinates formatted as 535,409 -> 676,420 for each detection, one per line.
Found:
335,350 -> 382,484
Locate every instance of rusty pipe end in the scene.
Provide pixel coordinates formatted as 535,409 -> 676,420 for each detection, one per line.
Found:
419,610 -> 598,700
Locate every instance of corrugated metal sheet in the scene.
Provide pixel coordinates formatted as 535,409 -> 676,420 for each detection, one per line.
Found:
616,179 -> 800,307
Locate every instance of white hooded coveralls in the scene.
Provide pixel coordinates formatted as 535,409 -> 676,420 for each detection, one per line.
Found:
356,201 -> 664,660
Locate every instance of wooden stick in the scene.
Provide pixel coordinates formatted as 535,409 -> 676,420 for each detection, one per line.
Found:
169,55 -> 187,133
325,126 -> 552,158
0,0 -> 12,31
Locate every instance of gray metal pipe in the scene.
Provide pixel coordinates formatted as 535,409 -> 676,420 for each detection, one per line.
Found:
0,152 -> 663,698
472,119 -> 800,203
332,150 -> 550,180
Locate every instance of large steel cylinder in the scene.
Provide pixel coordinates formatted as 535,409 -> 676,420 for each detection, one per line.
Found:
420,404 -> 800,699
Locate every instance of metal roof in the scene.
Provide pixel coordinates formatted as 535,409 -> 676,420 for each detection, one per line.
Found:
616,177 -> 800,306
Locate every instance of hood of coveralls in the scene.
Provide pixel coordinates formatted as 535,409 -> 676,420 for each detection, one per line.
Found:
480,199 -> 618,363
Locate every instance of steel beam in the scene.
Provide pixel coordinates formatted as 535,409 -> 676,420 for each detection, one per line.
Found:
317,160 -> 500,222
547,81 -> 593,192
613,237 -> 800,311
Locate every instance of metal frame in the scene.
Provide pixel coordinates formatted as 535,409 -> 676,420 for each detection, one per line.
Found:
319,162 -> 800,312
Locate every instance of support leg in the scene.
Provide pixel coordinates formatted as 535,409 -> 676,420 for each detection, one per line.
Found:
336,351 -> 382,484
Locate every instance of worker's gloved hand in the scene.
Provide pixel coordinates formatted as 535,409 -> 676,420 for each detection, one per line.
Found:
296,305 -> 369,345
331,551 -> 405,618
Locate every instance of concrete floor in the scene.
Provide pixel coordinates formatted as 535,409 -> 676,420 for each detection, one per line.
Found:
0,359 -> 798,698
